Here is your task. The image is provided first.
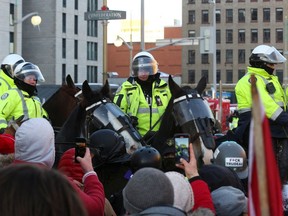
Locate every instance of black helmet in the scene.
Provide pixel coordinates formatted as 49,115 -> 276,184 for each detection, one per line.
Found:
212,141 -> 248,179
89,129 -> 130,168
130,146 -> 162,173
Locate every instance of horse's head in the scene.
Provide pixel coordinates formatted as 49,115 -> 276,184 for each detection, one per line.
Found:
168,75 -> 215,166
82,80 -> 143,154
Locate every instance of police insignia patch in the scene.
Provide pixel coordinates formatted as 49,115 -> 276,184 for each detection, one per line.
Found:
1,93 -> 8,100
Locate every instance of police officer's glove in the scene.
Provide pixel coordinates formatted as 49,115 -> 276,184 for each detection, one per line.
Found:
0,128 -> 5,134
129,116 -> 138,127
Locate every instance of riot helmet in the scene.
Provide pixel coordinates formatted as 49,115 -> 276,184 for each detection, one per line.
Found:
89,129 -> 131,168
249,45 -> 286,73
14,62 -> 45,83
130,145 -> 162,173
212,141 -> 248,179
131,51 -> 158,77
1,54 -> 25,78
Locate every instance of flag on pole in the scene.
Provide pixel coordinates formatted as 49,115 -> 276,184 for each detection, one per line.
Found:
248,74 -> 283,216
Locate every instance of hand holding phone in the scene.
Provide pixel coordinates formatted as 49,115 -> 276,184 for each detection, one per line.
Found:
75,138 -> 87,163
174,133 -> 190,164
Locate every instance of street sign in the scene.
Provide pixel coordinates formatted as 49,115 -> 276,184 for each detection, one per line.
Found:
84,10 -> 126,21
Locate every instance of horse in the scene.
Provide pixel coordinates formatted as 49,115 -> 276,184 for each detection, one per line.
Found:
149,75 -> 216,168
42,74 -> 81,131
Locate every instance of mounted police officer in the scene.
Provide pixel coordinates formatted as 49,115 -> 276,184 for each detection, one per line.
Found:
0,54 -> 25,94
113,51 -> 171,142
235,44 -> 288,183
0,62 -> 48,132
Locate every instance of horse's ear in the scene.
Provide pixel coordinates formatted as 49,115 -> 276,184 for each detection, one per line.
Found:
195,76 -> 207,95
82,80 -> 92,98
66,74 -> 76,88
168,75 -> 182,97
101,79 -> 111,98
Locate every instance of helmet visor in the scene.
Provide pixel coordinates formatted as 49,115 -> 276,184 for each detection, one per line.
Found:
15,64 -> 45,82
259,46 -> 287,64
131,57 -> 158,77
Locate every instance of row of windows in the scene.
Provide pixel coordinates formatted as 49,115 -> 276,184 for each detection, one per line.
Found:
188,8 -> 283,24
62,64 -> 98,84
187,69 -> 284,84
62,0 -> 78,10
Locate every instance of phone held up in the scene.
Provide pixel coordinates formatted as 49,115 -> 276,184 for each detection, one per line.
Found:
75,137 -> 87,163
174,133 -> 190,164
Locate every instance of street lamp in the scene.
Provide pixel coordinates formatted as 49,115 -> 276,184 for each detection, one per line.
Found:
114,35 -> 133,72
13,12 -> 42,53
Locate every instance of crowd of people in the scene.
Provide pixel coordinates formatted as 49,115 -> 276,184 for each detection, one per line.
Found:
0,43 -> 286,215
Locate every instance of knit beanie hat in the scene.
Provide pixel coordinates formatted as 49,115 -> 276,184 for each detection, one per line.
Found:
211,186 -> 248,216
165,171 -> 194,213
15,118 -> 55,168
122,167 -> 174,214
0,134 -> 15,154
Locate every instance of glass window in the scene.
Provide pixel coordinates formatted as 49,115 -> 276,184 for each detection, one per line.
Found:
75,0 -> 78,10
188,10 -> 196,24
188,0 -> 195,3
216,30 -> 221,44
62,64 -> 66,83
238,29 -> 245,43
226,70 -> 233,83
63,0 -> 66,8
188,50 -> 195,64
62,13 -> 66,33
62,38 -> 66,59
276,8 -> 283,22
74,65 -> 78,83
87,20 -> 98,37
226,49 -> 233,64
74,40 -> 78,59
10,3 -> 15,25
202,10 -> 209,24
216,70 -> 221,83
263,8 -> 270,22
74,15 -> 78,35
226,9 -> 233,23
201,54 -> 209,64
263,29 -> 270,43
276,28 -> 283,43
251,29 -> 258,43
251,8 -> 258,22
238,49 -> 245,64
188,30 -> 196,38
87,66 -> 97,83
216,9 -> 221,23
238,69 -> 245,79
87,42 -> 97,61
188,70 -> 195,83
216,50 -> 221,64
238,9 -> 245,23
226,29 -> 233,43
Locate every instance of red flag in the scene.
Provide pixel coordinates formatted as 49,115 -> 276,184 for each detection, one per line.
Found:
248,75 -> 283,216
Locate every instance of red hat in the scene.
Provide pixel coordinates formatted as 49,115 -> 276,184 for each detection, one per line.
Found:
0,134 -> 15,154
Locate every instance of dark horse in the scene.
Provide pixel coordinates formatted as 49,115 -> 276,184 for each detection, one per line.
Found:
150,76 -> 216,167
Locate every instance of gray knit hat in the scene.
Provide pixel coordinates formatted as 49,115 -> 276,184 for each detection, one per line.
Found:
122,167 -> 174,214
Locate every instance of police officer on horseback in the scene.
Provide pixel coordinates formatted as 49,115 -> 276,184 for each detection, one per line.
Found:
235,44 -> 288,183
0,62 -> 48,132
114,51 -> 171,142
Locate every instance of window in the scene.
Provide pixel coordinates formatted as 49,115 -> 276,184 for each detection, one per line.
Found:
202,0 -> 209,3
263,8 -> 270,22
74,15 -> 78,35
87,42 -> 97,60
226,70 -> 233,83
201,54 -> 209,64
188,0 -> 195,3
276,8 -> 283,22
87,21 -> 98,37
74,65 -> 78,83
226,9 -> 233,23
263,29 -> 270,43
10,3 -> 15,25
188,70 -> 195,83
238,9 -> 245,23
238,49 -> 245,64
202,10 -> 209,24
62,64 -> 66,84
10,32 -> 14,53
238,29 -> 245,43
251,9 -> 258,22
216,50 -> 221,64
225,49 -> 233,64
75,0 -> 78,10
188,30 -> 195,38
216,70 -> 221,83
201,70 -> 209,80
188,10 -> 195,24
63,0 -> 66,8
74,40 -> 78,59
87,66 -> 97,83
62,38 -> 66,59
251,29 -> 258,43
216,30 -> 221,44
216,9 -> 221,23
188,50 -> 195,64
226,29 -> 233,43
62,13 -> 66,33
238,69 -> 245,79
276,29 -> 283,43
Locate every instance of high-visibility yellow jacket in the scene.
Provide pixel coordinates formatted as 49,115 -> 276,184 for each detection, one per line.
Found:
235,66 -> 288,137
0,70 -> 16,95
114,77 -> 171,137
0,88 -> 48,129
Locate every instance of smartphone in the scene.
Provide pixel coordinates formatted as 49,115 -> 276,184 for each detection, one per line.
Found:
174,133 -> 190,164
75,137 -> 87,163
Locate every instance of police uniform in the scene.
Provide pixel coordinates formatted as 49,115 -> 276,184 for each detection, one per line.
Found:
114,75 -> 171,137
0,88 -> 48,129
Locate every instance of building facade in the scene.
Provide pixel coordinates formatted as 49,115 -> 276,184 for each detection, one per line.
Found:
0,0 -> 103,84
182,0 -> 288,87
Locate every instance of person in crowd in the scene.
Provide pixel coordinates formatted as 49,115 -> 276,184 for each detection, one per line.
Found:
0,54 -> 25,94
0,62 -> 48,132
0,133 -> 15,168
212,141 -> 248,193
113,51 -> 171,142
211,186 -> 248,216
0,164 -> 88,216
235,44 -> 288,183
13,118 -> 105,216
